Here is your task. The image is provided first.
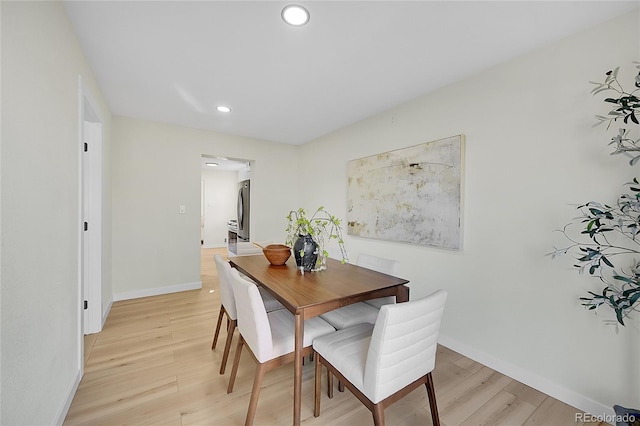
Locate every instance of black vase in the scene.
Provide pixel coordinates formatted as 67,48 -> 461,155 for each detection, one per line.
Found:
293,234 -> 318,272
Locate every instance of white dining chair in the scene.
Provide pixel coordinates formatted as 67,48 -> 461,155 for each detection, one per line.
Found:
358,253 -> 400,308
226,267 -> 335,426
319,254 -> 400,329
313,289 -> 447,426
211,254 -> 284,375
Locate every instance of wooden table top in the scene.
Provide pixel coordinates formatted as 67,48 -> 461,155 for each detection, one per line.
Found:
229,254 -> 410,318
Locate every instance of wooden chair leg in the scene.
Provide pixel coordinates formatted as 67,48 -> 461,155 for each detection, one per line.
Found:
219,319 -> 237,374
338,379 -> 344,392
425,372 -> 440,426
227,335 -> 244,394
245,363 -> 267,426
327,371 -> 333,399
372,403 -> 385,426
211,307 -> 226,349
314,354 -> 322,417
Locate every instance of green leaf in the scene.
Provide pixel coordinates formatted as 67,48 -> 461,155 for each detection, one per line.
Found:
622,286 -> 640,297
601,256 -> 614,268
613,275 -> 638,284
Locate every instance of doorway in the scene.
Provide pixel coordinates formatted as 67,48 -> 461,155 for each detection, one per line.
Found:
200,155 -> 252,250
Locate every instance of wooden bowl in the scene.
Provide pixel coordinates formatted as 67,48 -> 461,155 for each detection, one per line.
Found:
262,244 -> 291,266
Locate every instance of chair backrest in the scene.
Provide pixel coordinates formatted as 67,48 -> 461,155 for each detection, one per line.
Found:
363,290 -> 447,403
214,254 -> 237,320
228,267 -> 274,363
357,253 -> 400,276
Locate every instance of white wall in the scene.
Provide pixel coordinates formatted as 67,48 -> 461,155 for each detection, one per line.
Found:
111,116 -> 299,298
0,1 -> 112,424
201,169 -> 238,248
298,10 -> 639,416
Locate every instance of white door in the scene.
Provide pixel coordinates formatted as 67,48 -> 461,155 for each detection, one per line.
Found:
82,120 -> 103,334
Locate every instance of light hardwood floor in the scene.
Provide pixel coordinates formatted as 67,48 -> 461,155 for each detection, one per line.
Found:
64,248 -> 602,426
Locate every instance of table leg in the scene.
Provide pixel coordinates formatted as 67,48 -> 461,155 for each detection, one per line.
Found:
397,284 -> 410,303
293,312 -> 304,425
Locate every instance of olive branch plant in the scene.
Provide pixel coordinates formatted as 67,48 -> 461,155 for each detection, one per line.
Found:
551,62 -> 640,326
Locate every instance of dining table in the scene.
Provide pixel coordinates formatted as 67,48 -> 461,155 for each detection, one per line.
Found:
229,254 -> 410,425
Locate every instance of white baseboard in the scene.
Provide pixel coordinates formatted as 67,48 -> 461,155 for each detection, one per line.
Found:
113,281 -> 202,302
438,334 -> 614,421
55,369 -> 82,426
102,297 -> 113,328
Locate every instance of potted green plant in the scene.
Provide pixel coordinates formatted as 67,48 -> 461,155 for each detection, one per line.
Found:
550,63 -> 640,426
285,206 -> 349,272
551,63 -> 640,327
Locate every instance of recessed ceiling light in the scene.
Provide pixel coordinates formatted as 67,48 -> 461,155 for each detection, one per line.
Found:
282,5 -> 309,26
205,162 -> 219,167
216,106 -> 231,113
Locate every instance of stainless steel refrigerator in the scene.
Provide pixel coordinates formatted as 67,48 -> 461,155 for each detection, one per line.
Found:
237,180 -> 250,241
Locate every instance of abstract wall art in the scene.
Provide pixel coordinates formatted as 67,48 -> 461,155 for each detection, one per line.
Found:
347,135 -> 465,250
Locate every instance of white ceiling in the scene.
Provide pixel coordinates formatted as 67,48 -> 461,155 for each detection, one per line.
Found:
63,1 -> 638,146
